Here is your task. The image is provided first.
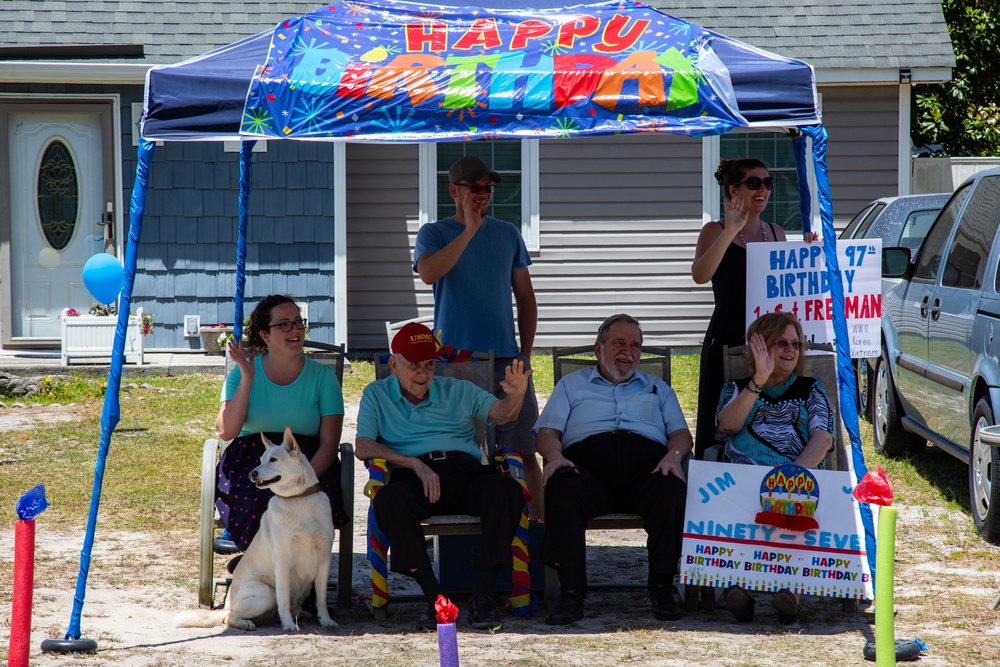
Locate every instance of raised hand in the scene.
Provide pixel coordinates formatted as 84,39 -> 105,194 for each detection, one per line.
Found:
227,338 -> 255,381
724,193 -> 749,237
748,332 -> 774,384
499,357 -> 532,399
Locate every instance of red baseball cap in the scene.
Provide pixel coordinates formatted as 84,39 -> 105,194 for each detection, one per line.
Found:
391,322 -> 439,363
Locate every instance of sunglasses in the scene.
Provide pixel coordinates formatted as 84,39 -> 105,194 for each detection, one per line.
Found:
771,338 -> 802,351
268,317 -> 307,332
734,176 -> 776,191
455,182 -> 496,194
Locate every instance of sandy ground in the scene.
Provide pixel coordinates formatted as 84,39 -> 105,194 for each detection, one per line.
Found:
2,403 -> 1000,666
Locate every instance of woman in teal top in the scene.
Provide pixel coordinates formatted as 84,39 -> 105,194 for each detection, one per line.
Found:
215,295 -> 348,550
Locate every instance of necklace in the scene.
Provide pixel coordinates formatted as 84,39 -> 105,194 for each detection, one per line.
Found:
738,220 -> 767,247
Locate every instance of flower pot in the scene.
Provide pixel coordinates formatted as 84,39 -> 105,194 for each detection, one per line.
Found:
61,308 -> 145,366
199,327 -> 233,354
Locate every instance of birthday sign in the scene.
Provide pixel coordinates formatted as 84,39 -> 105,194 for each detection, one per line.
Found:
680,460 -> 873,600
243,0 -> 747,141
746,240 -> 882,358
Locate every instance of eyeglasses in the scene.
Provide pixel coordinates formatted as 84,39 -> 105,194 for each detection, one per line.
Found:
771,338 -> 802,351
268,318 -> 307,332
734,176 -> 776,191
455,182 -> 496,194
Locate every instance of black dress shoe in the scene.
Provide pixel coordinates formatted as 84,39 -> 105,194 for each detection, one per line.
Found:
545,589 -> 585,625
416,599 -> 437,632
650,584 -> 684,621
467,593 -> 503,631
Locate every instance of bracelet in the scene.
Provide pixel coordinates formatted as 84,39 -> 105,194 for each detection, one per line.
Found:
746,380 -> 762,394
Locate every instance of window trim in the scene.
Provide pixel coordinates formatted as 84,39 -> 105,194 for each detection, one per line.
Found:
418,139 -> 540,252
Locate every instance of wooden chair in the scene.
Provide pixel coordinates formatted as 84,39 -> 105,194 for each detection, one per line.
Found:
198,341 -> 354,609
365,350 -> 508,619
544,346 -> 688,607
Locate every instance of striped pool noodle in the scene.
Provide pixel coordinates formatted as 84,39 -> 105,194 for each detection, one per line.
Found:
364,458 -> 390,609
496,447 -> 538,617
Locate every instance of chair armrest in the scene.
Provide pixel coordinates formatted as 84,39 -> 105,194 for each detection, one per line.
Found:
339,442 -> 354,521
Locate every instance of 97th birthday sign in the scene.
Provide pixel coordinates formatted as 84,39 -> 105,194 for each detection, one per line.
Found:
680,460 -> 873,600
746,240 -> 882,358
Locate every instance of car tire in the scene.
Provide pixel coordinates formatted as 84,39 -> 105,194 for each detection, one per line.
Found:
855,359 -> 872,422
970,398 -> 1000,545
872,349 -> 924,457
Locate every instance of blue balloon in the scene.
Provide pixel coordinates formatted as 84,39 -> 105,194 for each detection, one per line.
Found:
82,253 -> 124,304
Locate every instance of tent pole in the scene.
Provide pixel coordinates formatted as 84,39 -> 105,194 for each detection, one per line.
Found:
802,123 -> 877,583
41,138 -> 157,654
233,141 -> 255,341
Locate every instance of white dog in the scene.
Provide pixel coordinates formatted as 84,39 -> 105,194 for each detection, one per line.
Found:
176,427 -> 337,632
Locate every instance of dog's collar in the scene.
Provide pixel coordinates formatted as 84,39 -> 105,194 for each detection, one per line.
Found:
285,484 -> 320,498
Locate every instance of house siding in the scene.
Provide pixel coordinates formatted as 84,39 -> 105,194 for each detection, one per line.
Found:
342,87 -> 902,352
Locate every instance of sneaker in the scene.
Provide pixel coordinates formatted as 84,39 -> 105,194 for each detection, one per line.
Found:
773,588 -> 799,625
723,585 -> 755,623
467,593 -> 503,631
545,589 -> 585,626
650,584 -> 684,621
415,599 -> 437,632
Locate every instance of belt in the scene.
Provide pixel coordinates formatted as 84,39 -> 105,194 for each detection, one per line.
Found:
416,450 -> 480,463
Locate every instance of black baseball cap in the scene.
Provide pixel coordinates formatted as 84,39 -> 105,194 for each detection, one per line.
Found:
448,156 -> 501,184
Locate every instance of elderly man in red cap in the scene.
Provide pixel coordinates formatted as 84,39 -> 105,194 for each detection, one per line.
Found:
355,321 -> 532,632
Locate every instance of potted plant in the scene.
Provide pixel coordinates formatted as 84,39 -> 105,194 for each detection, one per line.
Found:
199,324 -> 233,354
61,305 -> 150,366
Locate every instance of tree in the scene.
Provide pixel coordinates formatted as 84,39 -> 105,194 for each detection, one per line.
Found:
912,0 -> 1000,156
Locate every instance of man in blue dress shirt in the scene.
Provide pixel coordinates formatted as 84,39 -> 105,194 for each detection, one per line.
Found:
535,314 -> 693,624
355,322 -> 531,632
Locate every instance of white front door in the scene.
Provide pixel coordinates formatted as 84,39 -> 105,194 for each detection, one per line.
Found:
6,108 -> 114,342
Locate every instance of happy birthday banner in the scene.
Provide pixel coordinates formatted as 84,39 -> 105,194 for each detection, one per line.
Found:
243,0 -> 747,141
746,240 -> 882,358
681,460 -> 873,600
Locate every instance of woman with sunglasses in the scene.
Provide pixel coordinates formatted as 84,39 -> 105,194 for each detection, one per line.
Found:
215,294 -> 348,552
690,158 -> 788,461
714,311 -> 834,625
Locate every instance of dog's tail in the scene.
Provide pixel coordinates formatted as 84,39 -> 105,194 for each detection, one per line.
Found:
174,609 -> 228,628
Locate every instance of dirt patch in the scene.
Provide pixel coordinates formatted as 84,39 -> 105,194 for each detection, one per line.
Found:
1,402 -> 998,665
0,404 -> 81,434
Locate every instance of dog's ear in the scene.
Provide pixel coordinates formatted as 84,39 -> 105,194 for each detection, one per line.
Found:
261,432 -> 273,447
282,426 -> 300,455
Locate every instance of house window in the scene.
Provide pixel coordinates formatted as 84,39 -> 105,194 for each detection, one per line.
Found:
720,133 -> 803,232
419,139 -> 539,251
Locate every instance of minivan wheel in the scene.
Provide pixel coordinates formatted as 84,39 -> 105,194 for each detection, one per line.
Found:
872,350 -> 924,457
856,359 -> 871,422
970,399 -> 1000,545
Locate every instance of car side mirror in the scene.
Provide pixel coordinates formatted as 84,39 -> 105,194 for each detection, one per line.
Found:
882,247 -> 912,278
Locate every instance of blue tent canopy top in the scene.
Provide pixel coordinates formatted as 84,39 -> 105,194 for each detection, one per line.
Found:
143,0 -> 820,141
57,0 -> 874,646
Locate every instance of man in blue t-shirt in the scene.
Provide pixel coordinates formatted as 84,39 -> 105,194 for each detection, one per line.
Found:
355,322 -> 531,633
535,314 -> 693,625
413,155 -> 543,519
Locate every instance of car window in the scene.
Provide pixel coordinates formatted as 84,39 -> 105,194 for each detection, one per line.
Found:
897,209 -> 942,254
842,203 -> 877,239
854,203 -> 886,239
941,175 -> 1000,290
914,184 -> 972,281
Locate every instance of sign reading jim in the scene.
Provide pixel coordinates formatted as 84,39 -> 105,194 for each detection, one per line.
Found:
681,460 -> 873,600
244,0 -> 747,141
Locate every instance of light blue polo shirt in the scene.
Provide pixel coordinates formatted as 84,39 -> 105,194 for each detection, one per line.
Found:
413,216 -> 530,358
357,375 -> 497,460
533,367 -> 688,447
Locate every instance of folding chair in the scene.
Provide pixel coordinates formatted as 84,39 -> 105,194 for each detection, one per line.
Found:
384,315 -> 434,349
198,341 -> 354,609
543,346 -> 694,608
363,350 -> 535,619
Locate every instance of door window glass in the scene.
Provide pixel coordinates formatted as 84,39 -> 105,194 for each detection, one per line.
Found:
720,133 -> 801,231
940,176 -> 1000,289
914,184 -> 971,281
36,140 -> 79,251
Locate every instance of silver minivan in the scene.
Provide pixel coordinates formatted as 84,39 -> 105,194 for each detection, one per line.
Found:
879,169 -> 1000,544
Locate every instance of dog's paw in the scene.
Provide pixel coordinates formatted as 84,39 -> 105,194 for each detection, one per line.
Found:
281,622 -> 300,633
227,617 -> 256,631
319,616 -> 338,630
